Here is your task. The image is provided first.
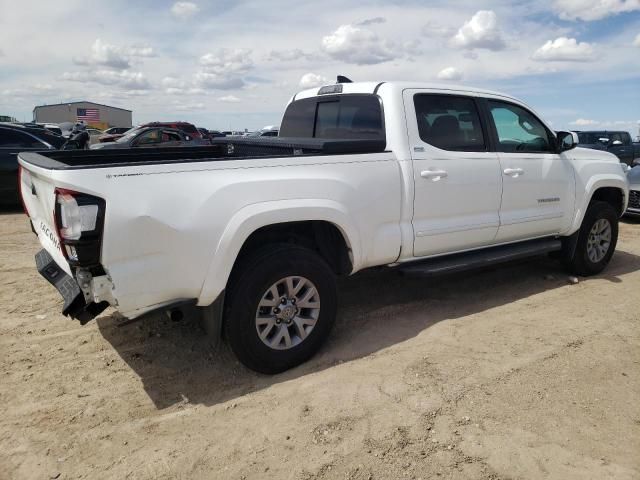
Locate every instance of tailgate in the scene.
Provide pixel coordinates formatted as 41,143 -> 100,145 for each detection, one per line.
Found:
18,154 -> 71,276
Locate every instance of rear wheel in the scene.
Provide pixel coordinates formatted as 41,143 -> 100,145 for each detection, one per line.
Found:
225,245 -> 337,374
562,201 -> 618,276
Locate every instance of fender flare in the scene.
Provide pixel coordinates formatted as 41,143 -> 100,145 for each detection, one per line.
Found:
567,175 -> 628,234
197,199 -> 361,306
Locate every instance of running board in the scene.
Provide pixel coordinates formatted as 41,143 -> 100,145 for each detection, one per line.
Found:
400,238 -> 562,277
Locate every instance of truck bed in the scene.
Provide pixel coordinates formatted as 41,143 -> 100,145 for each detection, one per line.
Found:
19,137 -> 387,170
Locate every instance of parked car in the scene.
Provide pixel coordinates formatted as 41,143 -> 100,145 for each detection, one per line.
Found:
104,127 -> 130,135
34,123 -> 63,136
576,131 -> 640,166
249,126 -> 279,137
208,130 -> 226,138
96,127 -> 130,143
19,81 -> 628,373
626,166 -> 640,217
98,123 -> 201,144
142,121 -> 202,139
0,123 -> 64,205
85,128 -> 104,146
89,126 -> 198,149
97,127 -> 133,144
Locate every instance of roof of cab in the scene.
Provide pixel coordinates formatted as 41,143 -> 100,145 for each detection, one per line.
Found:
293,81 -> 518,103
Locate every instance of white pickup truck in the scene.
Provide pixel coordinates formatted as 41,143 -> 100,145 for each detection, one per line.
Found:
19,81 -> 629,373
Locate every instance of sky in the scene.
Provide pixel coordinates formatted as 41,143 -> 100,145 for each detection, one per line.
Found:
0,0 -> 639,133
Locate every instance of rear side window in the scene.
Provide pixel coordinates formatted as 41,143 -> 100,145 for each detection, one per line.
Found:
280,95 -> 384,140
413,94 -> 486,151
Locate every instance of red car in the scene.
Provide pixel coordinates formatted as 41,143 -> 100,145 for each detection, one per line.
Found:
98,121 -> 201,143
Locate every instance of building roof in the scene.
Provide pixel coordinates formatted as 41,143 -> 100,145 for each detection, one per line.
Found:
33,101 -> 132,113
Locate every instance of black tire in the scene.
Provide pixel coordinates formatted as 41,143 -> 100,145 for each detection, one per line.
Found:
562,201 -> 618,276
225,244 -> 337,374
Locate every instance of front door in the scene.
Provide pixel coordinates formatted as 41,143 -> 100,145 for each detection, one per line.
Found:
404,91 -> 502,257
484,99 -> 575,242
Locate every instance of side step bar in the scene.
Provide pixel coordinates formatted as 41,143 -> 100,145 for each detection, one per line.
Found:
399,238 -> 562,277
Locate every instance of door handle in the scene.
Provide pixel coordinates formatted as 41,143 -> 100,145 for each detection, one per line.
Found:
503,168 -> 524,177
421,169 -> 448,180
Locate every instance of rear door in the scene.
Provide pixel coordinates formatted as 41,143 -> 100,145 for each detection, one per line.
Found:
404,90 -> 502,257
0,127 -> 50,204
483,99 -> 575,242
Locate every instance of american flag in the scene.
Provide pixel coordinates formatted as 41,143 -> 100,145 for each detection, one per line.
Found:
77,108 -> 100,121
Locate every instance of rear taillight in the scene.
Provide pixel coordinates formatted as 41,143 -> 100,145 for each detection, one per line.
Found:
53,188 -> 105,266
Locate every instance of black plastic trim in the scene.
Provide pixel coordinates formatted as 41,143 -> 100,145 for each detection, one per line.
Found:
19,138 -> 388,171
399,237 -> 562,277
35,249 -> 108,324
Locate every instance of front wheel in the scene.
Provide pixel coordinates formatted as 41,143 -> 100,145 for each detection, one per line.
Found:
225,245 -> 337,374
562,201 -> 618,276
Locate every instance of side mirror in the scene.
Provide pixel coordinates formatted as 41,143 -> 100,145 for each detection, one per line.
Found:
621,163 -> 631,173
556,131 -> 578,153
611,140 -> 623,146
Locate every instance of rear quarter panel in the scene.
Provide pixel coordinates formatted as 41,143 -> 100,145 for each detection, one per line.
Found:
60,153 -> 402,317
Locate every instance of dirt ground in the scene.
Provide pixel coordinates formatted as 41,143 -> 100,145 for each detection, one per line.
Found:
0,210 -> 639,480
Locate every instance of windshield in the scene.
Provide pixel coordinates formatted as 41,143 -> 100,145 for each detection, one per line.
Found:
116,127 -> 141,143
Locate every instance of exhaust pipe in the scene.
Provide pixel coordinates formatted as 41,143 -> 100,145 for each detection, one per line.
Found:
166,308 -> 184,322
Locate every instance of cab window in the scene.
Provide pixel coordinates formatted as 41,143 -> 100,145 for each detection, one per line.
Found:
488,100 -> 553,153
280,94 -> 384,141
413,94 -> 486,151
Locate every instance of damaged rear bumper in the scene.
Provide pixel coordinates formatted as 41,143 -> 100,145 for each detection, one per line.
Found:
35,249 -> 108,324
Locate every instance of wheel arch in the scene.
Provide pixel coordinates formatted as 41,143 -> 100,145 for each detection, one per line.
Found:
197,199 -> 360,307
568,177 -> 628,234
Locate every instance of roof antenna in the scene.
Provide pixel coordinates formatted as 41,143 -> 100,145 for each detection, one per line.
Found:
337,75 -> 353,84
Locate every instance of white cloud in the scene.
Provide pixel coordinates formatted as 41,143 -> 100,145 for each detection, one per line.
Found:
73,39 -> 130,69
62,70 -> 151,89
421,21 -> 456,38
533,37 -> 595,61
72,39 -> 156,70
570,118 -> 599,126
268,49 -> 313,62
321,24 -> 394,64
161,76 -> 205,95
634,33 -> 640,47
171,2 -> 199,20
195,48 -> 252,90
194,73 -> 245,90
299,73 -> 329,89
1,84 -> 55,97
554,0 -> 640,21
451,10 -> 506,51
127,45 -> 156,58
173,101 -> 205,111
218,95 -> 241,103
437,67 -> 463,81
357,17 -> 386,26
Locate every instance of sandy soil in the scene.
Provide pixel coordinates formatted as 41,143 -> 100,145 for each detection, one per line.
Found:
1,210 -> 639,480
